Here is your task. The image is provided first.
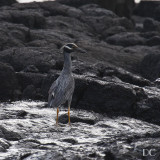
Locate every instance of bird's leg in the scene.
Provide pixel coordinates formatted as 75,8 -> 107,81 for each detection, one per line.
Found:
56,107 -> 59,125
68,106 -> 70,125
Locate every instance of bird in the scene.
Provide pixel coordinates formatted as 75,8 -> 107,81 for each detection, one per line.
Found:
48,43 -> 86,125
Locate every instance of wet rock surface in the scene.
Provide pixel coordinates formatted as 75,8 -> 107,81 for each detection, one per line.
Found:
0,0 -> 160,159
0,101 -> 159,160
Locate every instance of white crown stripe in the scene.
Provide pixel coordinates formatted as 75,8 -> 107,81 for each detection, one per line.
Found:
65,46 -> 72,50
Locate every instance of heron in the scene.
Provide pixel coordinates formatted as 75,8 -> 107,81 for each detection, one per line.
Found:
48,43 -> 86,125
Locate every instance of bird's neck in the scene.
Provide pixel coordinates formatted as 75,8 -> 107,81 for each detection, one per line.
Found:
62,52 -> 72,74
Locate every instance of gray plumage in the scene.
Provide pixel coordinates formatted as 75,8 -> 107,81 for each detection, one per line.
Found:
48,43 -> 78,108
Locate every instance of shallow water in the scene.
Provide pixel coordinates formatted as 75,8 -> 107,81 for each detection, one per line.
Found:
0,101 -> 160,159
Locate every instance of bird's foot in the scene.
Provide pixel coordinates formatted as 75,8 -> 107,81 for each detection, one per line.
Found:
55,121 -> 59,127
68,122 -> 71,126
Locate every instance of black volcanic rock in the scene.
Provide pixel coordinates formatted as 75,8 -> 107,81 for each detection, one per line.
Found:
135,86 -> 160,125
143,18 -> 160,32
59,113 -> 96,125
80,9 -> 133,35
104,150 -> 116,160
16,72 -> 46,90
146,36 -> 160,46
0,47 -> 58,72
79,4 -> 117,18
154,5 -> 160,21
0,1 -> 160,159
57,0 -> 135,19
0,62 -> 19,101
0,138 -> 11,152
40,1 -> 83,18
73,75 -> 137,116
133,1 -> 160,18
103,66 -> 151,87
0,22 -> 28,51
140,53 -> 160,81
22,85 -> 37,100
10,10 -> 46,29
56,0 -> 96,7
0,0 -> 16,7
0,0 -> 158,127
12,1 -> 40,10
23,65 -> 39,73
0,125 -> 21,141
0,9 -> 46,29
21,151 -> 65,160
106,32 -> 145,47
103,26 -> 126,37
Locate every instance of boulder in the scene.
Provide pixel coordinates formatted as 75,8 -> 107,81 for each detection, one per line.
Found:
22,85 -> 37,100
22,151 -> 65,160
23,65 -> 39,73
103,26 -> 126,37
97,0 -> 135,19
140,53 -> 160,81
0,62 -> 19,101
0,0 -> 16,7
16,72 -> 46,90
0,125 -> 21,141
0,9 -> 46,29
80,4 -> 117,18
0,47 -> 58,72
0,138 -> 11,152
154,5 -> 160,21
106,32 -> 145,47
135,86 -> 160,125
16,72 -> 46,99
12,2 -> 40,10
146,36 -> 160,46
80,5 -> 134,35
103,66 -> 151,87
133,1 -> 160,18
72,75 -> 137,116
0,22 -> 28,51
143,18 -> 160,32
45,16 -> 91,35
58,113 -> 97,125
10,10 -> 46,29
140,31 -> 160,39
40,1 -> 83,18
57,0 -> 135,19
56,0 -> 96,7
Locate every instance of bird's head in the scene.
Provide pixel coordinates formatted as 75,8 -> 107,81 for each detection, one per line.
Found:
61,43 -> 86,54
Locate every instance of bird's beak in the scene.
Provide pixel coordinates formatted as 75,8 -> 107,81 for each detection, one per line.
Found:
75,46 -> 87,53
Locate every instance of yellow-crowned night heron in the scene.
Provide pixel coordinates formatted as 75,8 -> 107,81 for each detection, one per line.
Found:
48,43 -> 86,125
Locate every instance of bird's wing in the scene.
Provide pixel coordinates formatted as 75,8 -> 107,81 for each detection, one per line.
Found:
48,80 -> 57,94
48,79 -> 59,107
64,76 -> 75,102
48,75 -> 75,108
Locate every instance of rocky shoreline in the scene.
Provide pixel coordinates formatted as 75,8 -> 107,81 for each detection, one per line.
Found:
0,101 -> 160,160
0,0 -> 160,159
